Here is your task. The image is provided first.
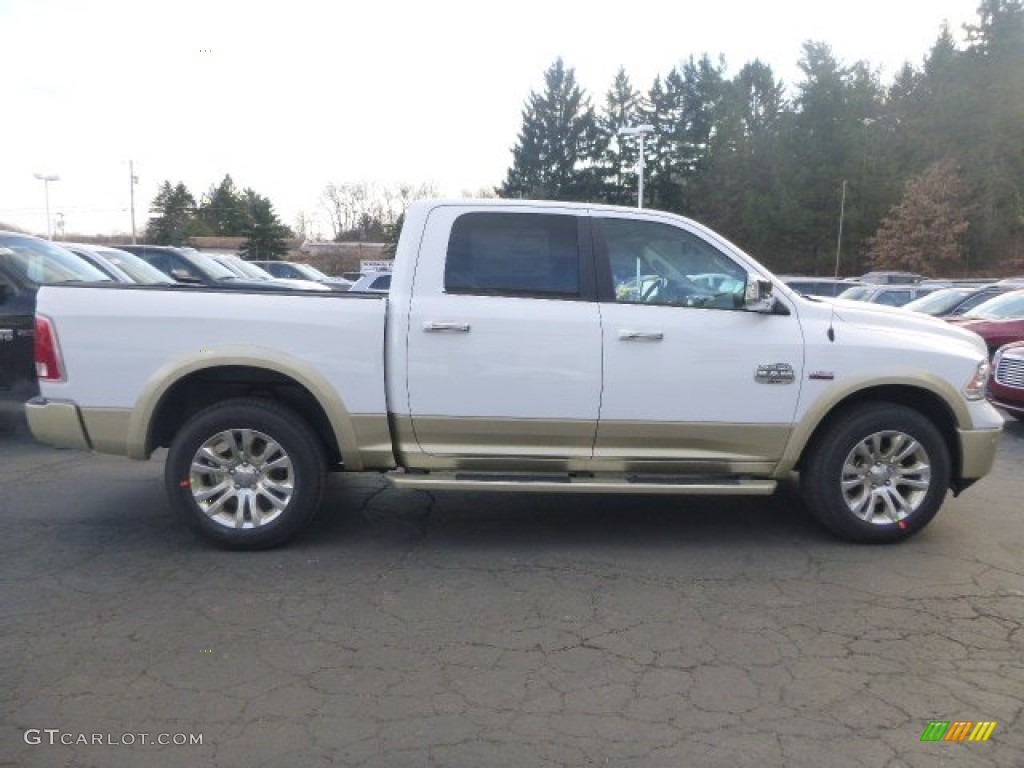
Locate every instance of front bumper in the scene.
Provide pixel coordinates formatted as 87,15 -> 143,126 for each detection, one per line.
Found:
957,426 -> 1003,480
25,397 -> 91,451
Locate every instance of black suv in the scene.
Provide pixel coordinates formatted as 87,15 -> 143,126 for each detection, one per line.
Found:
0,231 -> 111,401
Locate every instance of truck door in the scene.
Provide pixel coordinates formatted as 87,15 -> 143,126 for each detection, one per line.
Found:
402,205 -> 601,463
592,214 -> 804,470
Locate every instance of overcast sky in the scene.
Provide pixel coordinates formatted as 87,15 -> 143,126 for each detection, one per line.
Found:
1,0 -> 983,239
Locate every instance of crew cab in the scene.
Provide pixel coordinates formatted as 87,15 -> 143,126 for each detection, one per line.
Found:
26,200 -> 1004,548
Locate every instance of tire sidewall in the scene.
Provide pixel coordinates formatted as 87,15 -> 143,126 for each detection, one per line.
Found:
165,399 -> 325,549
803,404 -> 951,543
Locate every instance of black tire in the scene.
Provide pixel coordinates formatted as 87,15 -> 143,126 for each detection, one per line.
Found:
165,398 -> 326,550
801,403 -> 950,543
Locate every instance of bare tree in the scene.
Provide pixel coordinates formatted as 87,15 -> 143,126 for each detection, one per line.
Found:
320,181 -> 438,241
866,160 -> 971,276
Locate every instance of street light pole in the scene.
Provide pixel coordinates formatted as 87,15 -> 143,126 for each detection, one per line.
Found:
33,173 -> 60,239
129,160 -> 138,244
618,124 -> 655,209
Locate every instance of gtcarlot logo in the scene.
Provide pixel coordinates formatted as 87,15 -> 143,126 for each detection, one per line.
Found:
920,720 -> 996,742
24,729 -> 203,746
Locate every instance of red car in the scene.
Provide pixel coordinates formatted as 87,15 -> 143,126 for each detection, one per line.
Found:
947,288 -> 1024,356
988,341 -> 1024,420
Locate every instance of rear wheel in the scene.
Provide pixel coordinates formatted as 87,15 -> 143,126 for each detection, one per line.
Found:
802,403 -> 950,543
165,398 -> 326,549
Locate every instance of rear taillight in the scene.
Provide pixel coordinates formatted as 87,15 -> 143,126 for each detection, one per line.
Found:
34,315 -> 65,382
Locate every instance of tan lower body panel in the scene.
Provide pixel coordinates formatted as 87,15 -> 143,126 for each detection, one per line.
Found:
80,407 -> 133,455
25,400 -> 91,451
391,415 -> 787,476
957,427 -> 1002,479
389,473 -> 777,495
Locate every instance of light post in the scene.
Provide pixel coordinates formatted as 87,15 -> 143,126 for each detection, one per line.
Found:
618,124 -> 655,209
33,173 -> 60,239
129,160 -> 139,244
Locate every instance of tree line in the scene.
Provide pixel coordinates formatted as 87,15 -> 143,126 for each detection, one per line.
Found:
146,175 -> 292,259
499,0 -> 1024,277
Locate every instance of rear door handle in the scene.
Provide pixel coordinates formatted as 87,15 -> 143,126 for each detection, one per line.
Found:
423,322 -> 471,333
618,330 -> 664,341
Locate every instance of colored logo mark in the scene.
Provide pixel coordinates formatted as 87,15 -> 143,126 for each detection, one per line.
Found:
921,720 -> 996,742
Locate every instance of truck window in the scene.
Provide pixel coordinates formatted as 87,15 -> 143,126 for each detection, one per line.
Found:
598,217 -> 746,310
445,212 -> 580,298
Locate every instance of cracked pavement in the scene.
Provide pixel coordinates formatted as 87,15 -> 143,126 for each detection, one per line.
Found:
1,405 -> 1022,767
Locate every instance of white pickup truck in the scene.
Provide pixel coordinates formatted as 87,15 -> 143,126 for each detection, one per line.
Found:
27,199 -> 1003,548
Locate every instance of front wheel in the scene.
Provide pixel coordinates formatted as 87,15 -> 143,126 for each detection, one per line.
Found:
165,398 -> 326,549
802,403 -> 951,543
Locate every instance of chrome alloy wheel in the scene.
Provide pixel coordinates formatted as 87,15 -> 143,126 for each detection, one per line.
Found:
839,430 -> 932,525
188,429 -> 294,529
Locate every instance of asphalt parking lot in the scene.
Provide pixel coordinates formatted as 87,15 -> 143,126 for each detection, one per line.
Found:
1,404 -> 1022,768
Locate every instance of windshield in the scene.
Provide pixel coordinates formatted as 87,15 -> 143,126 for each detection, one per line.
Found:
187,251 -> 240,280
837,286 -> 871,301
903,287 -> 972,315
290,262 -> 327,280
96,247 -> 173,284
963,289 -> 1024,319
0,234 -> 111,284
224,258 -> 274,280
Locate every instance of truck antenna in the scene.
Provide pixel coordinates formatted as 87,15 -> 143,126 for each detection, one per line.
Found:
827,179 -> 847,343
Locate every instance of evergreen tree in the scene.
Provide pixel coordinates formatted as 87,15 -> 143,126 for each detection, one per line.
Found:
595,67 -> 641,205
198,175 -> 249,235
146,181 -> 196,245
782,42 -> 885,274
697,60 -> 788,259
499,58 -> 600,201
961,0 -> 1024,270
239,189 -> 291,260
640,68 -> 690,212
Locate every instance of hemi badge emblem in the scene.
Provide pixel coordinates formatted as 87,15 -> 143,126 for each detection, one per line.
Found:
809,371 -> 835,380
755,363 -> 795,384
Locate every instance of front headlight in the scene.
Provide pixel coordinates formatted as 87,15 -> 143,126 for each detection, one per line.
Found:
963,358 -> 992,401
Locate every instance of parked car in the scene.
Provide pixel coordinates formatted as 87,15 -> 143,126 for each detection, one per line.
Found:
206,253 -> 329,291
114,245 -> 306,292
0,231 -> 111,401
62,243 -> 174,284
28,199 -> 1001,549
947,289 -> 1024,355
836,283 -> 938,307
988,341 -> 1024,420
903,284 -> 1017,317
858,270 -> 923,285
250,260 -> 352,289
780,276 -> 867,298
349,271 -> 392,293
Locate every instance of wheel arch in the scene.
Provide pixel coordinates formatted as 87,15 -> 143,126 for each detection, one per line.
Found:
126,349 -> 365,469
780,379 -> 966,482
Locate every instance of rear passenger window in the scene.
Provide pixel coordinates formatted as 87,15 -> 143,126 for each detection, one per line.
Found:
445,212 -> 580,297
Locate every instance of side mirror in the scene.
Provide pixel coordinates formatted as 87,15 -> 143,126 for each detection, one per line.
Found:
744,275 -> 776,313
170,269 -> 203,285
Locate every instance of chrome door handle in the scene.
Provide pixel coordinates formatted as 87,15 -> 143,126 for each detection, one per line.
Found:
423,322 -> 471,333
618,330 -> 663,341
